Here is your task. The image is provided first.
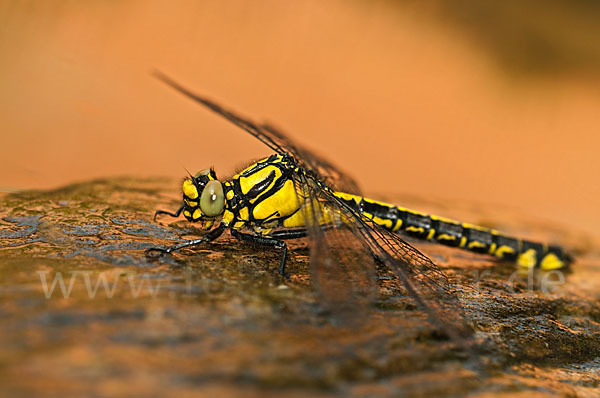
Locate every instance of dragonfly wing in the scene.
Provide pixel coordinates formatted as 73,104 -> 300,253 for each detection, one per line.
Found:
153,72 -> 361,194
309,176 -> 473,338
292,172 -> 376,321
153,71 -> 286,155
261,123 -> 362,195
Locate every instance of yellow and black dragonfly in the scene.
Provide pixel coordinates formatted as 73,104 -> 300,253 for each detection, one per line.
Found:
147,73 -> 572,333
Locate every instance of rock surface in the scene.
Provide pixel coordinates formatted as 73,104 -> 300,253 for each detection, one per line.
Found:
0,177 -> 599,397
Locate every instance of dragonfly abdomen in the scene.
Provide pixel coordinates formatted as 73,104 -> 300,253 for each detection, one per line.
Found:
334,192 -> 572,270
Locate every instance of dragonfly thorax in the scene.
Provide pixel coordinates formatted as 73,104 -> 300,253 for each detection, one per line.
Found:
181,168 -> 225,222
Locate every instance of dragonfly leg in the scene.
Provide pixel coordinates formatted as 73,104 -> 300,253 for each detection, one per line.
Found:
154,205 -> 184,221
231,229 -> 292,277
146,223 -> 226,256
269,229 -> 307,240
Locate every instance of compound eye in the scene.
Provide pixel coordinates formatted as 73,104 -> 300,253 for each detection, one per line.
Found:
200,180 -> 225,217
194,169 -> 211,178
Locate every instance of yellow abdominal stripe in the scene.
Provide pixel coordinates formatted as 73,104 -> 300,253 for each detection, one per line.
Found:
334,192 -> 359,202
405,226 -> 424,234
517,249 -> 537,268
436,233 -> 456,241
494,245 -> 515,258
467,240 -> 486,249
362,211 -> 394,230
540,253 -> 564,270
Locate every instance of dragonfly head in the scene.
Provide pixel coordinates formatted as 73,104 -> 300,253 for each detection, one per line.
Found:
181,168 -> 225,223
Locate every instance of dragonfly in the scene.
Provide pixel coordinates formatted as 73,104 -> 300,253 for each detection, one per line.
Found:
147,72 -> 573,335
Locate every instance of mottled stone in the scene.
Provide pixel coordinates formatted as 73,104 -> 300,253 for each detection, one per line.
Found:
0,177 -> 598,397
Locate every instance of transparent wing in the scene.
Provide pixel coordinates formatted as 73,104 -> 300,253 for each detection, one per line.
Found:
153,71 -> 361,194
291,172 -> 375,322
260,123 -> 362,194
299,173 -> 472,338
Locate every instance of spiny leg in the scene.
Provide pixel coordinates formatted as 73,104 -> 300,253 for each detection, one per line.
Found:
230,229 -> 303,276
154,205 -> 184,221
269,229 -> 307,240
263,227 -> 343,275
146,223 -> 226,256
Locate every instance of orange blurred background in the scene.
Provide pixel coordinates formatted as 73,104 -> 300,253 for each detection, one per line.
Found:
1,1 -> 599,236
